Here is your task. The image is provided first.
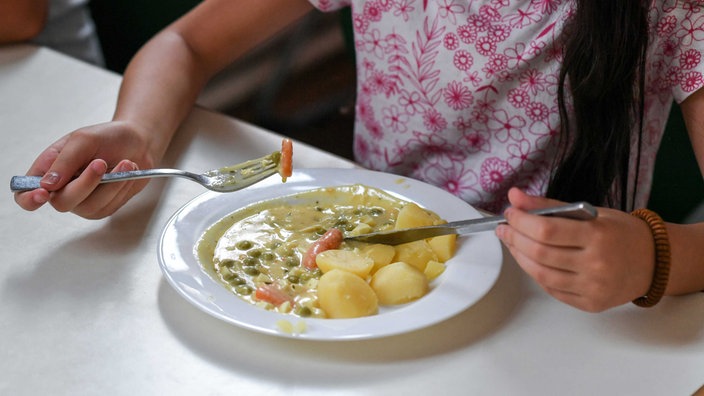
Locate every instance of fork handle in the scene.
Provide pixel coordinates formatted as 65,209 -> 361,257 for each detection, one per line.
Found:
11,176 -> 45,192
10,169 -> 186,192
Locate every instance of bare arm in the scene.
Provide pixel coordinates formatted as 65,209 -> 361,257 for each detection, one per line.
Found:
14,0 -> 314,218
114,0 -> 315,165
0,0 -> 48,43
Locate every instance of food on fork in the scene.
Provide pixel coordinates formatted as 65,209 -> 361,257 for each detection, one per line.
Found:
279,138 -> 293,181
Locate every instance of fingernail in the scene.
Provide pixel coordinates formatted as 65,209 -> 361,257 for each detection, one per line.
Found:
40,171 -> 60,185
495,224 -> 506,240
503,208 -> 513,221
116,160 -> 137,172
91,159 -> 108,174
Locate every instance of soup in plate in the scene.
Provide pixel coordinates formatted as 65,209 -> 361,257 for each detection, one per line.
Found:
196,184 -> 456,319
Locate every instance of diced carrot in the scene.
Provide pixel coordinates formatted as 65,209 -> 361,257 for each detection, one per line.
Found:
302,228 -> 343,270
255,284 -> 293,306
279,138 -> 293,181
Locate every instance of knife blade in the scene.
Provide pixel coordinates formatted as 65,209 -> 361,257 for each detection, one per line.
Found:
344,201 -> 597,245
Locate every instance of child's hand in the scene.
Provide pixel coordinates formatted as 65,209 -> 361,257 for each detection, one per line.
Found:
14,121 -> 155,219
495,187 -> 654,312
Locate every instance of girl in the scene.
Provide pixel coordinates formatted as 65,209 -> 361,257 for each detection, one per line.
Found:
15,0 -> 704,311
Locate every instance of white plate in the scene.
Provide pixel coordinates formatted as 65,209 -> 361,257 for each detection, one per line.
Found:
158,168 -> 502,341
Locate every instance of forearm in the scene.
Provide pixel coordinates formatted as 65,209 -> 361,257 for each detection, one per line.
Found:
0,0 -> 48,43
112,32 -> 208,165
665,222 -> 704,295
111,0 -> 314,165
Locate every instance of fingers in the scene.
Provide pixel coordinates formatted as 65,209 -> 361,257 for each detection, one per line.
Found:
507,187 -> 562,211
497,221 -> 582,271
498,188 -> 605,311
15,121 -> 156,218
14,140 -> 66,211
14,189 -> 51,211
502,238 -> 612,312
14,157 -> 107,213
503,187 -> 593,247
69,160 -> 144,219
502,206 -> 590,248
47,159 -> 108,212
21,158 -> 143,219
39,129 -> 101,192
498,189 -> 640,312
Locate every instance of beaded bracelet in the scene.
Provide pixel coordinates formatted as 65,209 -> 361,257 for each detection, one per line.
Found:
630,208 -> 671,307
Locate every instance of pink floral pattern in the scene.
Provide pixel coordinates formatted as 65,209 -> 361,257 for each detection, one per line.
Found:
309,0 -> 704,212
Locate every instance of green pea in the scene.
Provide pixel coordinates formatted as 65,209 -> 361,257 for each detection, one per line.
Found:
285,257 -> 299,267
247,249 -> 262,258
296,306 -> 312,317
261,252 -> 275,261
287,275 -> 300,284
220,259 -> 235,268
235,285 -> 253,295
300,270 -> 321,282
243,267 -> 260,276
242,257 -> 258,267
369,207 -> 384,216
236,240 -> 253,250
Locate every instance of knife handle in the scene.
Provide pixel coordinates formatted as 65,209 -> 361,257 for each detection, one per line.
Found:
523,201 -> 597,220
453,201 -> 597,234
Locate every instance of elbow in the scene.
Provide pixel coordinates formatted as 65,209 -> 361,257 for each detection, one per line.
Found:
16,24 -> 44,42
19,12 -> 48,40
0,6 -> 49,43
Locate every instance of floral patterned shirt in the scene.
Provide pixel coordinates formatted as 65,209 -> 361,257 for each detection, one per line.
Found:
309,0 -> 704,212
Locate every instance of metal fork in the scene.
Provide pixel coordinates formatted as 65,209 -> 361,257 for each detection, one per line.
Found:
10,151 -> 281,193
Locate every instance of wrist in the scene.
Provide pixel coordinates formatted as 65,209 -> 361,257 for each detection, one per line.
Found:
109,118 -> 165,168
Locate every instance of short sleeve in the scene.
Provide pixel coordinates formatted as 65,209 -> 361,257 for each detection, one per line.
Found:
649,1 -> 704,103
307,0 -> 351,12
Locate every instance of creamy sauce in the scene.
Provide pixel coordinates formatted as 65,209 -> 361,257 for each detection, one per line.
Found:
196,184 -> 409,318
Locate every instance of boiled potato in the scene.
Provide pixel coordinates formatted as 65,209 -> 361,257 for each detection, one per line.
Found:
428,234 -> 457,262
315,249 -> 374,278
371,262 -> 429,305
348,222 -> 373,236
359,243 -> 396,274
318,269 -> 378,318
394,203 -> 438,230
424,260 -> 446,281
393,240 -> 437,272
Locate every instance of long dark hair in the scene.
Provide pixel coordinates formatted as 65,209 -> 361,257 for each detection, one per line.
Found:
547,0 -> 649,210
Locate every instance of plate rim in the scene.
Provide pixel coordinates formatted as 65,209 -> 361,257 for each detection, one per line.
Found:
158,168 -> 503,341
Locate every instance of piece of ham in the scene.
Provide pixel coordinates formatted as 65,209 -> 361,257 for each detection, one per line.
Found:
302,228 -> 343,270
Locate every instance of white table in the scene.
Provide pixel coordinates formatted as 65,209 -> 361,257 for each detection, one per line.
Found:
1,45 -> 702,396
